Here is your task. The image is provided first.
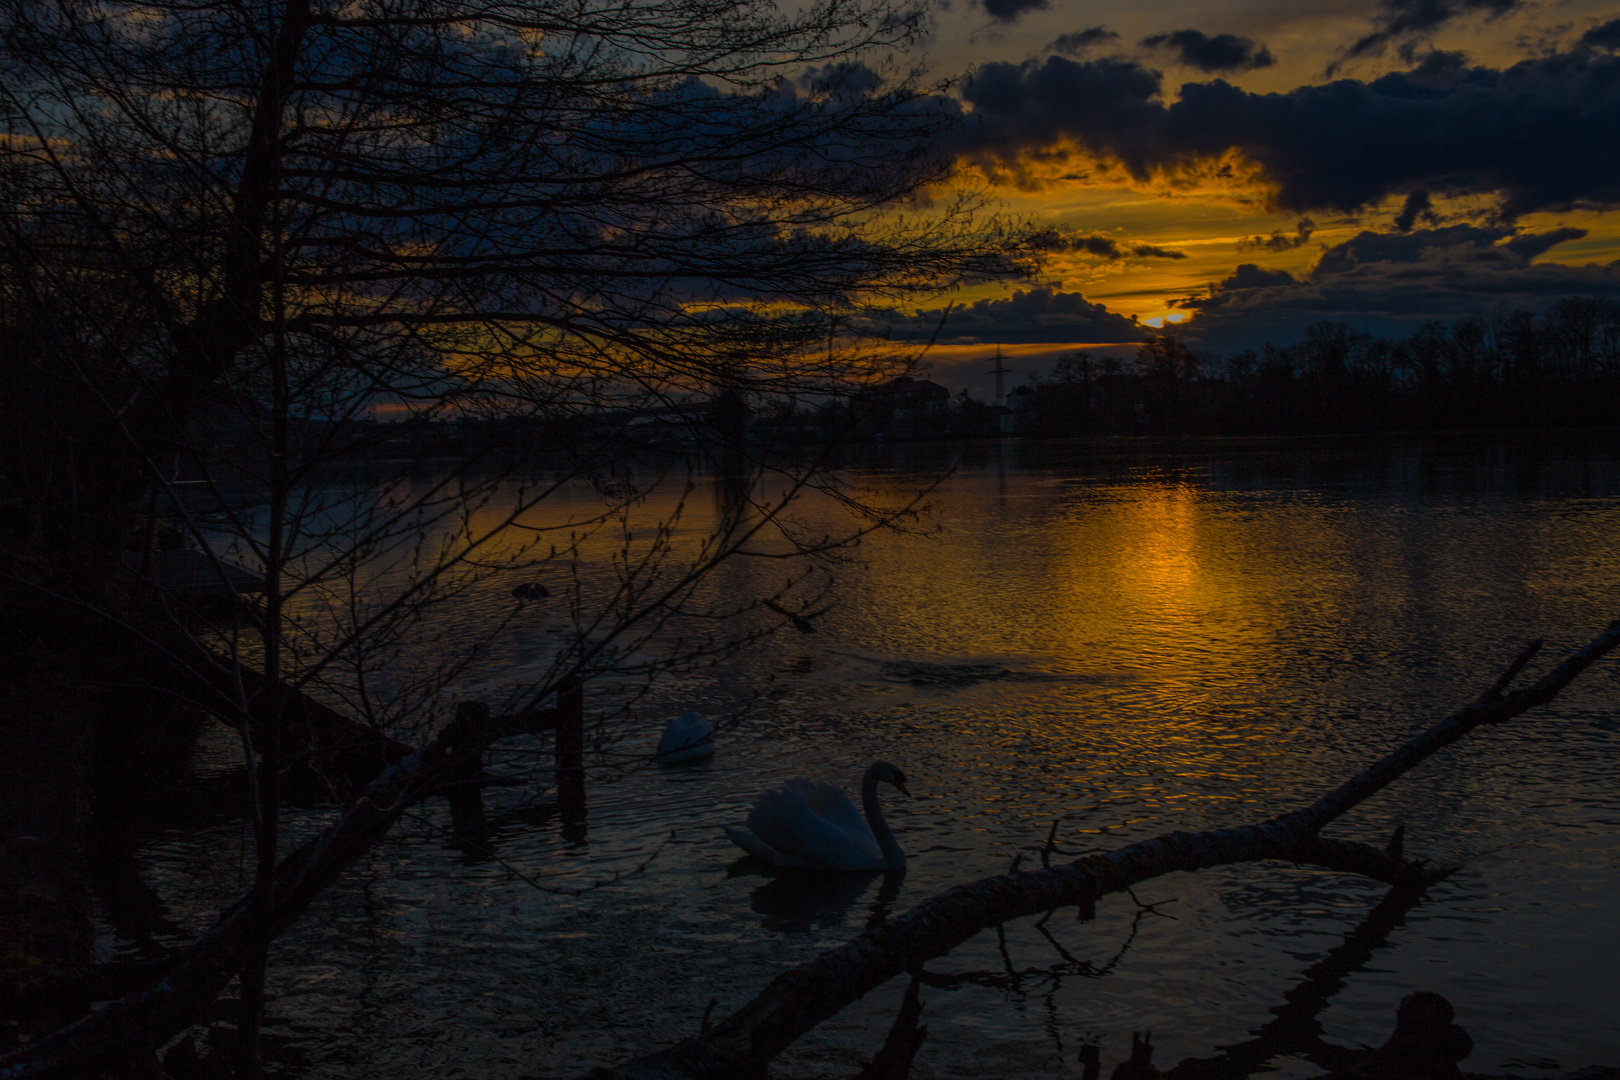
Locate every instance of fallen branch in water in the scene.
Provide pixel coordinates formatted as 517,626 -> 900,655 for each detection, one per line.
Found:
582,621 -> 1620,1080
913,882 -> 1180,994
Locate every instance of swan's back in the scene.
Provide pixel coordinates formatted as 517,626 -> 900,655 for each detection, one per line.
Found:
657,711 -> 715,761
783,779 -> 867,834
747,781 -> 884,870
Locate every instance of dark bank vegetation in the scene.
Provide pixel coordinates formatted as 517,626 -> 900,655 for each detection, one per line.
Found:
1014,298 -> 1620,439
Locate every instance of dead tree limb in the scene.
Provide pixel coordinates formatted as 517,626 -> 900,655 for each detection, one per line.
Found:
909,831 -> 1433,998
582,621 -> 1620,1080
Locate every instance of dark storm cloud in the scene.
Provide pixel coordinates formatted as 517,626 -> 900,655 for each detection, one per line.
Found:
1048,27 -> 1120,56
1581,18 -> 1620,49
1176,263 -> 1297,309
1223,264 -> 1298,289
1239,217 -> 1316,251
1116,241 -> 1187,259
1343,0 -> 1519,64
1140,29 -> 1276,73
1177,225 -> 1619,350
896,287 -> 1143,344
953,56 -> 1164,177
879,232 -> 1608,350
1038,230 -> 1187,259
1393,190 -> 1435,231
1503,226 -> 1588,260
1310,222 -> 1513,274
951,49 -> 1620,218
981,0 -> 1048,24
797,62 -> 886,100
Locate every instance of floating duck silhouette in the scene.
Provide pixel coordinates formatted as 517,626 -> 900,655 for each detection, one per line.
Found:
511,582 -> 549,601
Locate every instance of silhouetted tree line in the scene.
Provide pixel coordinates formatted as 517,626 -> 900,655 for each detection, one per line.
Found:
1019,297 -> 1620,437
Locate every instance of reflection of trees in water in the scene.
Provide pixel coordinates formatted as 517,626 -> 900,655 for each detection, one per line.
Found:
1164,878 -> 1445,1080
869,875 -> 1451,1080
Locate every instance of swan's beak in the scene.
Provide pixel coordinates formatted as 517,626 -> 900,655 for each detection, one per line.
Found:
892,778 -> 911,797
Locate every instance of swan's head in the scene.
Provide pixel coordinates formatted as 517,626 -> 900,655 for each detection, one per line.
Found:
870,760 -> 910,797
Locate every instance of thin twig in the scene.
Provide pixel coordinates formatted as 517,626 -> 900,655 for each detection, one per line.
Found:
1041,820 -> 1059,869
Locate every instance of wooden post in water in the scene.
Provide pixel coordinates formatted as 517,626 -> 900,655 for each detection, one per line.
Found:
555,675 -> 587,839
444,701 -> 489,843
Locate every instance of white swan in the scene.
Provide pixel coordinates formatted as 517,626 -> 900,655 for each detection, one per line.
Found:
657,711 -> 715,763
723,761 -> 909,871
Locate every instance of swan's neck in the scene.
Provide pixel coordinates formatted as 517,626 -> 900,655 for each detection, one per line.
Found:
861,766 -> 906,871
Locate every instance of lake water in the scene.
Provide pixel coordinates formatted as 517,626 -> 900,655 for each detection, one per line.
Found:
121,430 -> 1620,1078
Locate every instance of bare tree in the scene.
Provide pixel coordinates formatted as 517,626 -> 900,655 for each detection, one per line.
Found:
0,0 -> 1032,1070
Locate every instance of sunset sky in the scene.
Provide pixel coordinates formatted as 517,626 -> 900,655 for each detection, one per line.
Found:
889,0 -> 1620,391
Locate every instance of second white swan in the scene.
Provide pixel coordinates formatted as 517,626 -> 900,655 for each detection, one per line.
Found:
723,761 -> 909,871
657,711 -> 715,763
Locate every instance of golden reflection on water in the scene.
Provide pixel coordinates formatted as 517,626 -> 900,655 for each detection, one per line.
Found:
1109,483 -> 1207,619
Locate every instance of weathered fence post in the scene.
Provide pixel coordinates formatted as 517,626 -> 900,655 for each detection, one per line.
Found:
555,675 -> 586,840
444,701 -> 489,843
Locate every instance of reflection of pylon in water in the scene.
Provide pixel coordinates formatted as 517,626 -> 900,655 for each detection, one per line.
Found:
988,344 -> 1012,405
